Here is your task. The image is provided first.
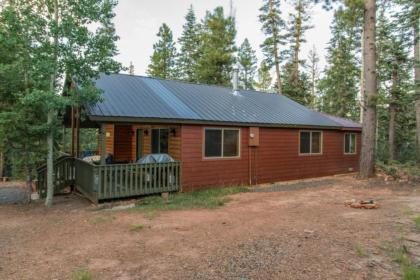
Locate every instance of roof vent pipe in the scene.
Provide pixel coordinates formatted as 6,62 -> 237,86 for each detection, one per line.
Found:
232,64 -> 239,95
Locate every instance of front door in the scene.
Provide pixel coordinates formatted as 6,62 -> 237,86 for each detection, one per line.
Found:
136,129 -> 144,161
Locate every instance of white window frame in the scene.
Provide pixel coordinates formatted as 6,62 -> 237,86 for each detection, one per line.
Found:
344,133 -> 357,155
203,128 -> 241,159
299,130 -> 323,155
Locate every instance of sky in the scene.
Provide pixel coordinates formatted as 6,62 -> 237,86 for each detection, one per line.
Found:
113,0 -> 334,77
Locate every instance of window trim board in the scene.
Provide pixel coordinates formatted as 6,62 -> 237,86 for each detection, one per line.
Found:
202,127 -> 241,160
298,130 -> 323,156
344,132 -> 357,155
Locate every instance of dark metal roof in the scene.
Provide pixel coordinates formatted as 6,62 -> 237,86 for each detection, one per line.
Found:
87,73 -> 361,129
319,112 -> 362,129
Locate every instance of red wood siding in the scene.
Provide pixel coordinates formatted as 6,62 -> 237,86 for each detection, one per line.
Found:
181,125 -> 360,190
181,125 -> 250,191
254,128 -> 360,184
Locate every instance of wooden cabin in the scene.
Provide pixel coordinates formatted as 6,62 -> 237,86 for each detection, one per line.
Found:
38,73 -> 361,203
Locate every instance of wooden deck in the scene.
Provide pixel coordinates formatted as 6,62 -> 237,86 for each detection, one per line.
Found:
37,156 -> 181,203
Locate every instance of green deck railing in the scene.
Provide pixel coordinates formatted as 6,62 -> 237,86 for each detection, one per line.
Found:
37,155 -> 75,198
37,157 -> 181,203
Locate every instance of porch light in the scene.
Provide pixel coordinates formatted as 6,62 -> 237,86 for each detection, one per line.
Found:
144,129 -> 149,136
128,130 -> 134,137
170,128 -> 176,137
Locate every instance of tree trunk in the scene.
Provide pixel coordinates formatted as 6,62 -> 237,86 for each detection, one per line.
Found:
0,151 -> 3,178
358,0 -> 377,179
45,0 -> 59,207
269,0 -> 282,93
416,100 -> 420,160
25,164 -> 32,203
291,0 -> 302,87
388,105 -> 396,160
388,60 -> 399,161
414,12 -> 420,162
360,29 -> 364,123
45,110 -> 55,207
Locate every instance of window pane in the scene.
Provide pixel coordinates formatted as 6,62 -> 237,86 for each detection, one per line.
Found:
160,129 -> 169,153
345,134 -> 350,153
300,132 -> 311,154
151,129 -> 159,153
205,129 -> 222,157
311,132 -> 321,154
223,130 -> 239,157
350,134 -> 356,153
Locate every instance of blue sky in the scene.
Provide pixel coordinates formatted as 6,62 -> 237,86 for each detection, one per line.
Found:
113,0 -> 334,77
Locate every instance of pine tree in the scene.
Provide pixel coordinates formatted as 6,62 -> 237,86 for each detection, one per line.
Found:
359,0 -> 378,178
396,0 -> 419,161
375,0 -> 414,162
147,23 -> 177,79
281,62 -> 312,105
195,7 -> 236,86
318,6 -> 362,119
285,0 -> 313,87
306,45 -> 320,109
237,38 -> 257,90
254,61 -> 272,91
177,5 -> 200,82
259,0 -> 286,93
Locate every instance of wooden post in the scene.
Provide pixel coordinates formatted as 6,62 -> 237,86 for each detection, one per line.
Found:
100,124 -> 106,165
71,106 -> 75,156
0,151 -> 4,178
75,107 -> 80,158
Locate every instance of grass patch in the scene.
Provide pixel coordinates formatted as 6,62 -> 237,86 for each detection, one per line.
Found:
392,244 -> 410,265
130,224 -> 145,232
72,269 -> 92,280
88,215 -> 115,225
143,210 -> 160,220
402,264 -> 420,280
135,186 -> 248,212
413,216 -> 420,231
382,240 -> 420,280
355,244 -> 366,257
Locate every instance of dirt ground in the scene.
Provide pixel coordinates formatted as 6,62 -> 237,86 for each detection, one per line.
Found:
1,175 -> 419,280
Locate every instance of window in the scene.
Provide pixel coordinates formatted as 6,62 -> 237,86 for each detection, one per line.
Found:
151,128 -> 169,154
204,128 -> 240,158
299,131 -> 322,155
344,133 -> 357,154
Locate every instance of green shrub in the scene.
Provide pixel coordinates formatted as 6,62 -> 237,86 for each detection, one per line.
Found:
72,269 -> 92,280
130,224 -> 145,231
376,161 -> 420,180
88,215 -> 115,225
413,216 -> 420,231
355,245 -> 366,257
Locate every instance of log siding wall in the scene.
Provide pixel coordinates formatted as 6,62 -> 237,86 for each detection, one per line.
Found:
98,124 -> 114,156
98,124 -> 181,162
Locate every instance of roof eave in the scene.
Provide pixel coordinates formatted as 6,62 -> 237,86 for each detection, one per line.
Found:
87,115 -> 358,130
